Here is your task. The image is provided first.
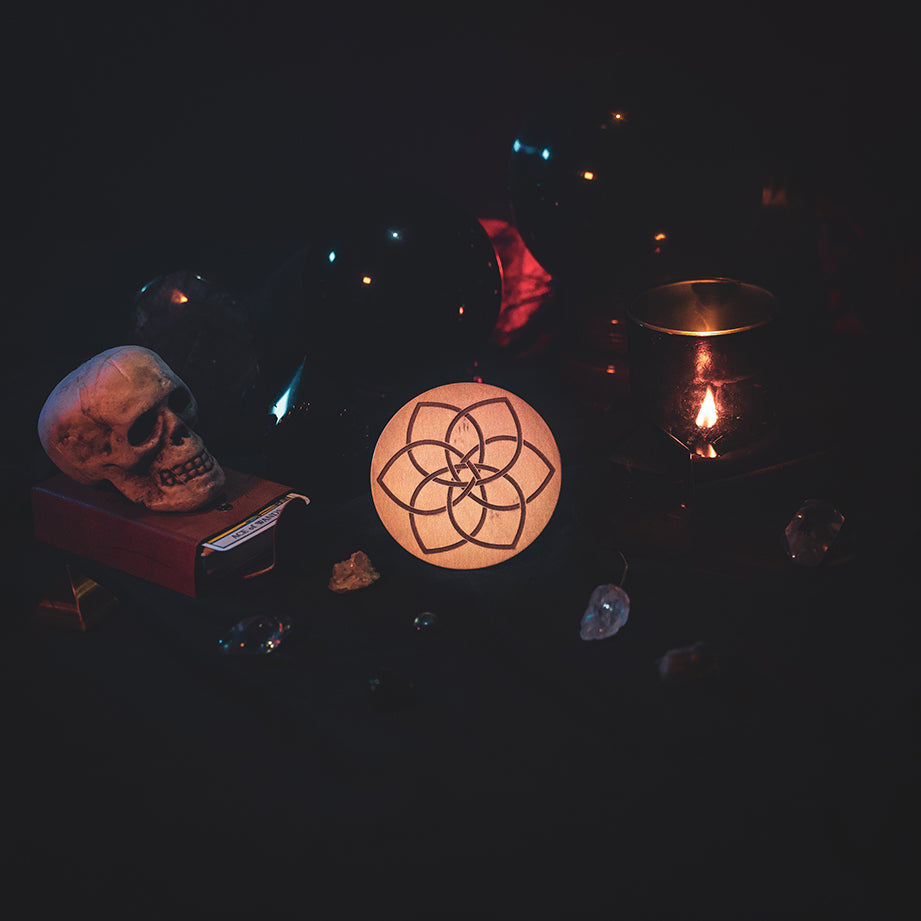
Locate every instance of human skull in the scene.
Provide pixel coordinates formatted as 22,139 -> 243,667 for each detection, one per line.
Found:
38,346 -> 226,512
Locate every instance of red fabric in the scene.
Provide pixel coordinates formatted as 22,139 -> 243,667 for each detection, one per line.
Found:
479,218 -> 553,348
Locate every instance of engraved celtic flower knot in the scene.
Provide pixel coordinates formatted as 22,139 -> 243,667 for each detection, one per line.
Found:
376,396 -> 557,555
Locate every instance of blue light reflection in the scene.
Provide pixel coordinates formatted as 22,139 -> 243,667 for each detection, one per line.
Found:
270,356 -> 305,422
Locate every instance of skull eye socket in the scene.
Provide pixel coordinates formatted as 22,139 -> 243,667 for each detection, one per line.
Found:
169,387 -> 191,414
127,408 -> 158,447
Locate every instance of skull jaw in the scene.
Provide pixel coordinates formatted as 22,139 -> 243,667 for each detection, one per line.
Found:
113,459 -> 227,512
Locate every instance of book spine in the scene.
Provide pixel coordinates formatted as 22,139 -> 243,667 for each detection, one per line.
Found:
31,486 -> 200,596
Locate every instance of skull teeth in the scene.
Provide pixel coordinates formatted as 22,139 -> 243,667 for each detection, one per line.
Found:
159,452 -> 214,487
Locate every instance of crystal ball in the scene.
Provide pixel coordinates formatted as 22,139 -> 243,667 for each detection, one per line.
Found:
132,270 -> 263,449
297,184 -> 502,385
263,356 -> 373,500
508,57 -> 765,294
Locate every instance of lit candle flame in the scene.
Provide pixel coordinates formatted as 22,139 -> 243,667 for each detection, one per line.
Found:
170,289 -> 188,304
695,386 -> 718,429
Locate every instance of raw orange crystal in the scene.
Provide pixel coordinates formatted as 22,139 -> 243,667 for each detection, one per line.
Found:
328,550 -> 380,593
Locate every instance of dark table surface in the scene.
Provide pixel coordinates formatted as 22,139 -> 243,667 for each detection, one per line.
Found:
3,5 -> 919,920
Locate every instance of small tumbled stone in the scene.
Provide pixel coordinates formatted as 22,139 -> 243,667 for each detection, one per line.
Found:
580,584 -> 630,641
413,612 -> 441,632
656,641 -> 719,682
328,550 -> 381,593
217,616 -> 292,655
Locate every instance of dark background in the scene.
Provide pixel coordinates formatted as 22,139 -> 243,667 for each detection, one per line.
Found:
3,3 -> 918,920
5,1 -> 918,470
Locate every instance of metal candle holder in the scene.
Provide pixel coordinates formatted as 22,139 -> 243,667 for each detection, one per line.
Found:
627,279 -> 778,463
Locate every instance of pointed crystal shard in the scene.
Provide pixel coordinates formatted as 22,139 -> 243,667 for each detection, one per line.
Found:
580,584 -> 630,641
218,616 -> 292,655
784,499 -> 844,567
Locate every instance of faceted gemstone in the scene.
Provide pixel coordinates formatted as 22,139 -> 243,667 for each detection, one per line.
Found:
580,584 -> 630,641
784,499 -> 844,567
413,612 -> 441,632
218,616 -> 292,655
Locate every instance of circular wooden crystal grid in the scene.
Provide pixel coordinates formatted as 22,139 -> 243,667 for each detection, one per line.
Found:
371,382 -> 561,569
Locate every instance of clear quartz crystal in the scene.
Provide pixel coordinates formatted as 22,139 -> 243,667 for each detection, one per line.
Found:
580,584 -> 630,641
218,616 -> 292,655
784,499 -> 844,567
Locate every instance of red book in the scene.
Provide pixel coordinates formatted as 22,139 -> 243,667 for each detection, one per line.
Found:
31,469 -> 309,597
